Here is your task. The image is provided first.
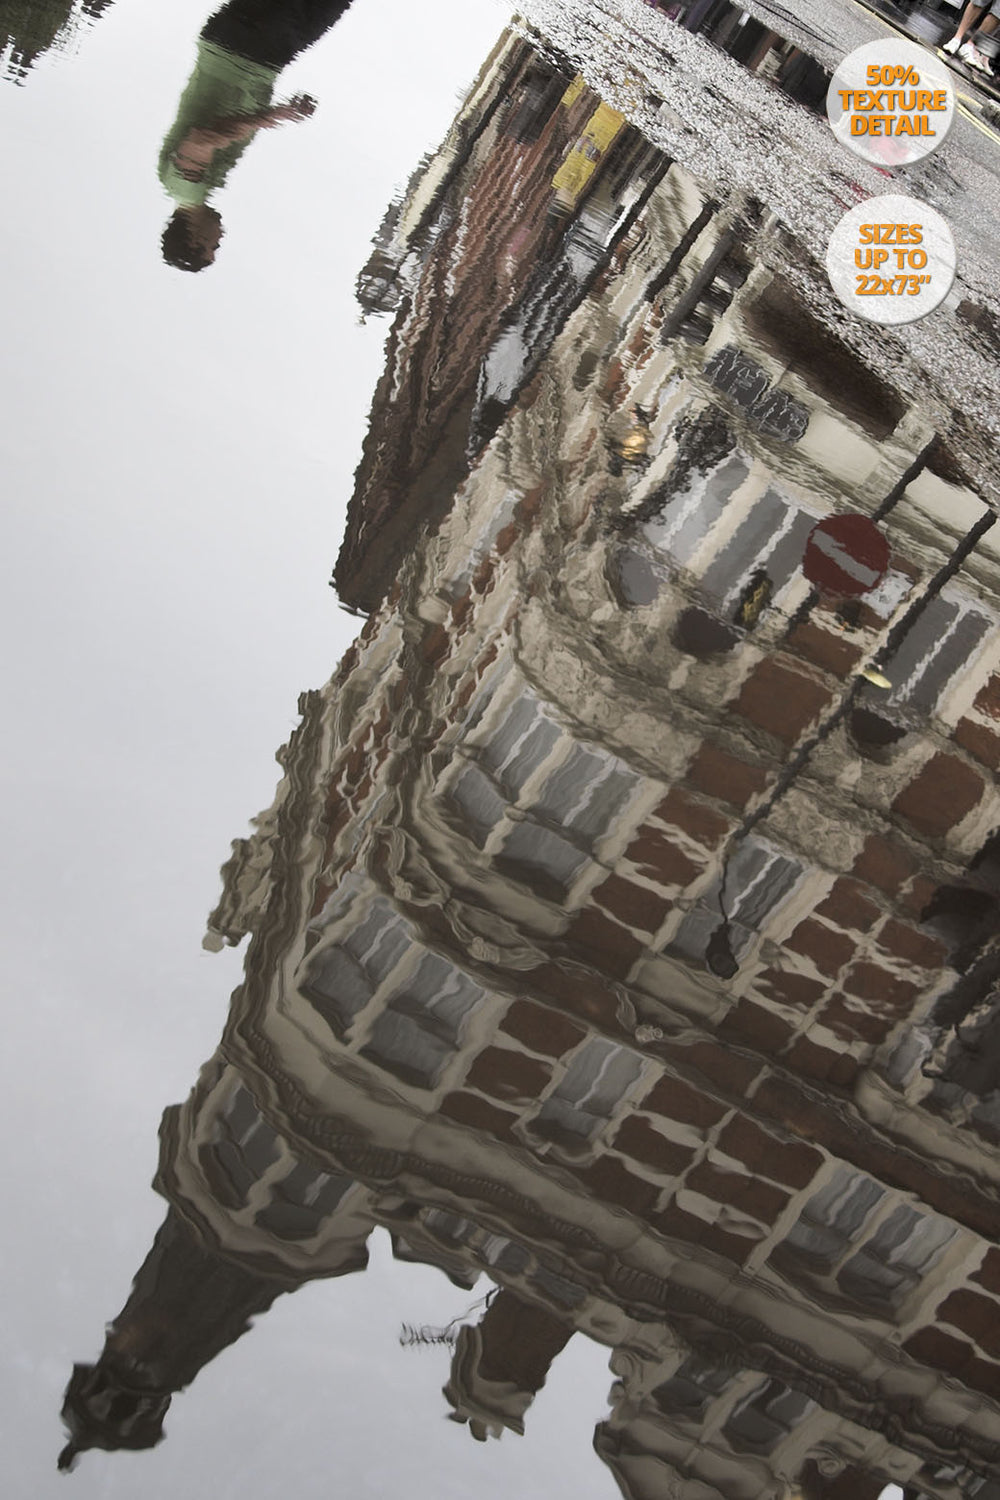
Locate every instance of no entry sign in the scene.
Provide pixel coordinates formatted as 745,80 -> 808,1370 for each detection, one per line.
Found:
803,515 -> 890,596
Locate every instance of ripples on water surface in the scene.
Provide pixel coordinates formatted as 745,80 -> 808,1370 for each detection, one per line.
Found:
5,2 -> 1000,1499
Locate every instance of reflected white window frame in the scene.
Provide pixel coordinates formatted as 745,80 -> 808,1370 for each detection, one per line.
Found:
194,1077 -> 340,1233
253,1159 -> 360,1245
669,833 -> 804,966
721,1375 -> 817,1456
299,878 -> 416,1038
639,445 -> 822,616
649,1353 -> 737,1428
883,585 -> 994,720
640,449 -> 754,564
195,1076 -> 367,1248
836,1200 -> 958,1308
772,1162 -> 961,1317
706,493 -> 819,613
439,676 -> 645,900
298,882 -> 488,1094
196,1082 -> 282,1212
520,1035 -> 649,1161
358,949 -> 487,1090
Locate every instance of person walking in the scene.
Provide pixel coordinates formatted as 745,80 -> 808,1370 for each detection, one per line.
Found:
941,1 -> 1000,75
159,0 -> 353,271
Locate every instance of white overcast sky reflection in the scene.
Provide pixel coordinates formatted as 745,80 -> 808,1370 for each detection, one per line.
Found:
0,0 -> 620,1494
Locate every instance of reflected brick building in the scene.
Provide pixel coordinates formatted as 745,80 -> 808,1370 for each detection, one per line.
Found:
64,24 -> 1000,1500
341,29 -> 665,611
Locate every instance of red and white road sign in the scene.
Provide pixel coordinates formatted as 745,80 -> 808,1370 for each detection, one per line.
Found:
802,514 -> 890,597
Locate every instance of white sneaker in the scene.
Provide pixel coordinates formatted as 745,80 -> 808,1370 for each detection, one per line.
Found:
942,34 -> 962,55
959,41 -> 990,72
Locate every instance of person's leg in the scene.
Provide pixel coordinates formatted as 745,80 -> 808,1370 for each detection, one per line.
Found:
943,2 -> 988,52
957,4 -> 1000,70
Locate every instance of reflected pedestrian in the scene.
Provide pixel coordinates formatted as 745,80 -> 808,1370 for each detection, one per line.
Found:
159,0 -> 353,270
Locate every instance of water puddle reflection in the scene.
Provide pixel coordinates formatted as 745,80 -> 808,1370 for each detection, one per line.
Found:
8,1 -> 1000,1496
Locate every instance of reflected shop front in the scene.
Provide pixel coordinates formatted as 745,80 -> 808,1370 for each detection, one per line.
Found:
16,0 -> 1000,1497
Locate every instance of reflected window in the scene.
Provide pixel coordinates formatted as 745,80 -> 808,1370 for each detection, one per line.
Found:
360,951 -> 485,1089
670,836 -> 801,964
530,1038 -> 645,1150
700,488 -> 815,609
255,1162 -> 354,1242
497,821 -> 587,896
198,1087 -> 280,1211
424,1209 -> 478,1245
344,899 -> 412,984
837,1204 -> 955,1308
533,746 -> 637,839
302,897 -> 412,1036
494,1241 -> 531,1276
303,889 -> 490,1091
774,1166 -> 885,1275
724,1378 -> 815,1454
503,63 -> 569,144
884,592 -> 991,716
651,1355 -> 733,1423
642,455 -> 749,562
642,458 -> 816,616
448,692 -> 640,896
924,1469 -> 1000,1500
420,1210 -> 532,1279
448,763 -> 506,848
478,693 -> 561,797
532,1265 -> 586,1308
499,745 -> 639,895
774,1167 -> 956,1310
479,1232 -> 514,1265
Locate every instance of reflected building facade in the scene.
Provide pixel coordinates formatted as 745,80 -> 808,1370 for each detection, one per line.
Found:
63,18 -> 1000,1500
